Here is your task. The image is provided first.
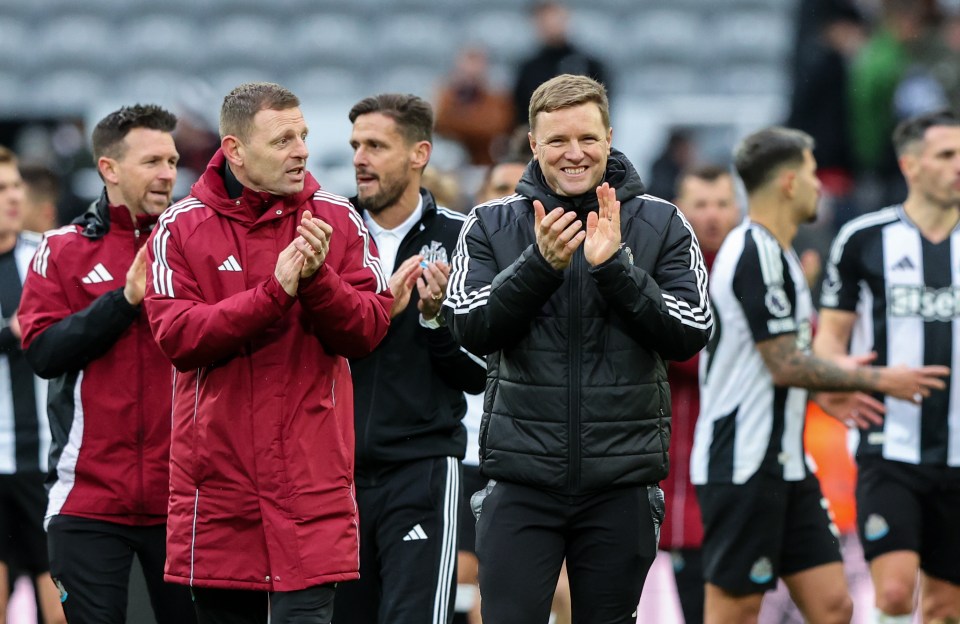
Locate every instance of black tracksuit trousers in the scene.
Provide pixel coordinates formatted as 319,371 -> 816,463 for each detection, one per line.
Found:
473,480 -> 663,624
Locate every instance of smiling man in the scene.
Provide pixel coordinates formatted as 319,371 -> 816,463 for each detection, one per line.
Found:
18,105 -> 195,623
142,82 -> 392,624
443,74 -> 713,623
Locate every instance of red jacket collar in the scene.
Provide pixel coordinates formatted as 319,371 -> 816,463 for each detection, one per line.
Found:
108,203 -> 158,231
190,149 -> 321,224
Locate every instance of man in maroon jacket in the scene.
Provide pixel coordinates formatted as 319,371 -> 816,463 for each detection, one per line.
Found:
661,164 -> 741,624
18,105 -> 195,623
144,82 -> 392,624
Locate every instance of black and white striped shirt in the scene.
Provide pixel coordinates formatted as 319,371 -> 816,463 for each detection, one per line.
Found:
692,220 -> 813,485
821,205 -> 960,467
0,232 -> 49,474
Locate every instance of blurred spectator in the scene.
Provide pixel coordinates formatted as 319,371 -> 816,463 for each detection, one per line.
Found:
422,166 -> 468,213
646,128 -> 697,201
924,6 -> 960,111
19,164 -> 60,234
435,46 -> 514,166
475,159 -> 527,205
848,0 -> 939,205
511,1 -> 611,129
788,0 -> 865,181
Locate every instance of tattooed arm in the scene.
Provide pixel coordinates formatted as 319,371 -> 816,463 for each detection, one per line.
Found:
757,333 -> 949,403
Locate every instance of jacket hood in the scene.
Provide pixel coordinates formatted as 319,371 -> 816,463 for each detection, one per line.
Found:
191,149 -> 321,224
73,189 -> 159,239
515,148 -> 645,215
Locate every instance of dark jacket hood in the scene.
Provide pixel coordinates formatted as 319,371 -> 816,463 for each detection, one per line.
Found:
515,148 -> 645,216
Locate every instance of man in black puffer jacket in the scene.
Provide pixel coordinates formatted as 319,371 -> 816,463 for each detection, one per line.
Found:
443,74 -> 712,623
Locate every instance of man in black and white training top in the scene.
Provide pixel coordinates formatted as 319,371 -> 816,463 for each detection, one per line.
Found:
692,126 -> 949,624
815,110 -> 960,624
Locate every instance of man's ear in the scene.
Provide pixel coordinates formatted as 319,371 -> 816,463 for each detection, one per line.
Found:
898,153 -> 917,184
528,131 -> 538,161
97,156 -> 119,186
410,140 -> 432,171
222,136 -> 243,167
781,168 -> 797,200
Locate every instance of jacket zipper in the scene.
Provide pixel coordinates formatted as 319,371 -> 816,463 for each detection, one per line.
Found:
568,251 -> 582,492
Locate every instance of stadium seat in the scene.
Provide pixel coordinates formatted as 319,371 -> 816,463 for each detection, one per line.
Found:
204,14 -> 284,69
373,65 -> 441,99
291,13 -> 375,69
33,15 -> 118,72
709,10 -> 793,63
621,63 -> 701,96
621,9 -> 706,65
373,13 -> 459,67
0,17 -> 34,73
118,15 -> 204,71
462,11 -> 538,66
709,63 -> 789,95
30,70 -> 108,115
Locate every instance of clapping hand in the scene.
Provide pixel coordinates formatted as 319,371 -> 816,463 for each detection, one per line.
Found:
533,200 -> 585,270
584,182 -> 621,266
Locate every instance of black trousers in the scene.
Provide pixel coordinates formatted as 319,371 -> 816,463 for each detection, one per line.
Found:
47,515 -> 195,624
192,584 -> 336,624
474,481 -> 662,624
335,457 -> 461,624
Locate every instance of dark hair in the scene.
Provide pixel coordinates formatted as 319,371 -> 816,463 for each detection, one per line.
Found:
20,164 -> 60,203
674,163 -> 731,198
733,127 -> 814,194
92,104 -> 177,161
220,82 -> 300,141
348,93 -> 434,145
892,109 -> 960,156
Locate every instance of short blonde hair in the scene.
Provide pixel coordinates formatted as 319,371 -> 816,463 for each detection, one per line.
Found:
528,74 -> 610,131
220,82 -> 299,141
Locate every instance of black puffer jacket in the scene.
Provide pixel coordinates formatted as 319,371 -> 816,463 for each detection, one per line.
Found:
442,150 -> 712,495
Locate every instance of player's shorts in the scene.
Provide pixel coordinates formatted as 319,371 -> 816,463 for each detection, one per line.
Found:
458,463 -> 487,554
856,456 -> 960,584
697,470 -> 841,595
0,472 -> 51,575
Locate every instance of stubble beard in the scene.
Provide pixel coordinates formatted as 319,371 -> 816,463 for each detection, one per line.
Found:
357,176 -> 408,215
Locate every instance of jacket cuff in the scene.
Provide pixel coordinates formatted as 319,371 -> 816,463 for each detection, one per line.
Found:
589,246 -> 648,288
529,244 -> 566,279
266,275 -> 297,311
109,288 -> 142,319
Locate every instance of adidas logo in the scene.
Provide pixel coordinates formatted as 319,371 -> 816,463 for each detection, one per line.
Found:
217,255 -> 242,272
892,256 -> 915,271
402,524 -> 428,542
81,263 -> 114,284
